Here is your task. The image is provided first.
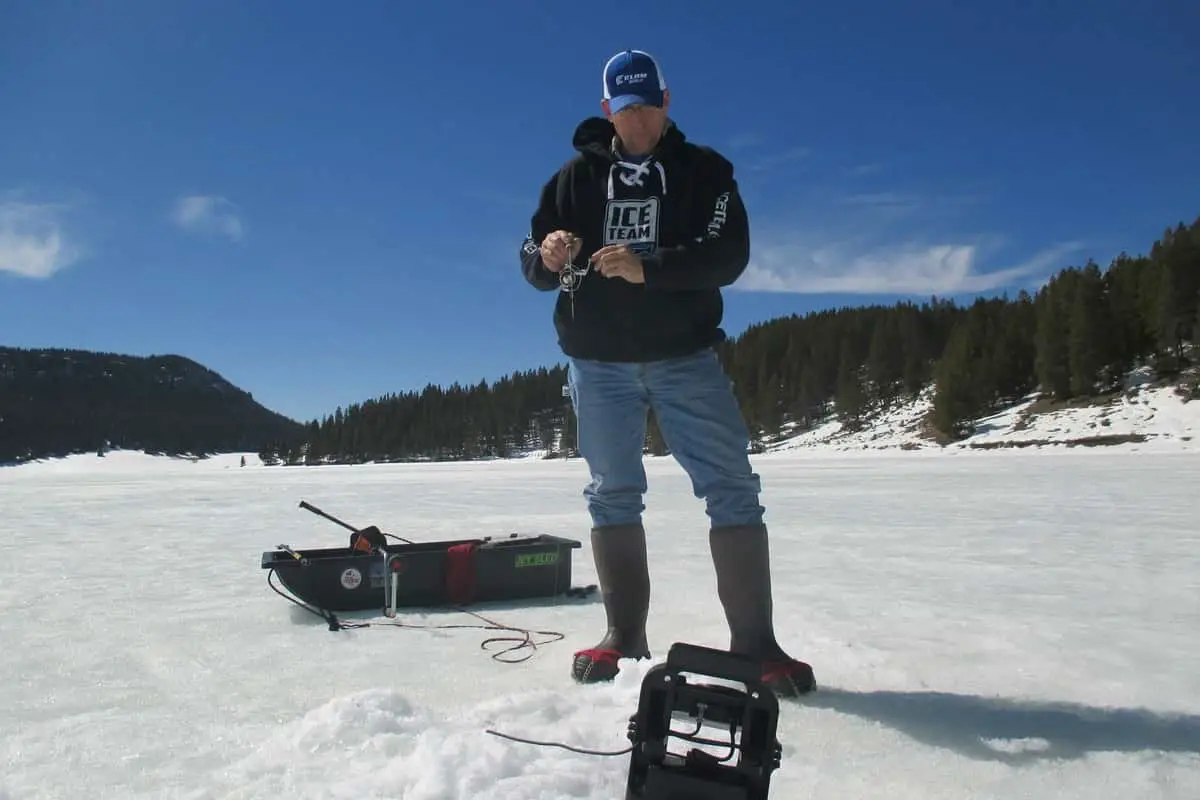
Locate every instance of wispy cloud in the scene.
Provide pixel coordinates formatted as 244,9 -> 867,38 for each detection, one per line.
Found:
749,146 -> 811,172
837,191 -> 923,212
727,132 -> 766,151
720,135 -> 812,175
738,236 -> 1084,296
0,198 -> 82,279
846,162 -> 883,177
171,194 -> 245,241
734,180 -> 1082,296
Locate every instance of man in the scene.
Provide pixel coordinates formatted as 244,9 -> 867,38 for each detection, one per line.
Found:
518,49 -> 815,697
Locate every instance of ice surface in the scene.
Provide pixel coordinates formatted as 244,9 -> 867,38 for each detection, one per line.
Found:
2,448 -> 1198,798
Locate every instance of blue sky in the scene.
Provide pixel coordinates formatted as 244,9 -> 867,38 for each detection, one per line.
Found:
2,0 -> 1197,423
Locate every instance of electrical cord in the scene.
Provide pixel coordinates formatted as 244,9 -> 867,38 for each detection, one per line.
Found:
266,567 -> 567,662
485,713 -> 739,762
484,729 -> 635,757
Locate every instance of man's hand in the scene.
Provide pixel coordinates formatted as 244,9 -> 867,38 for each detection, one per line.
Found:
592,244 -> 645,284
540,230 -> 582,273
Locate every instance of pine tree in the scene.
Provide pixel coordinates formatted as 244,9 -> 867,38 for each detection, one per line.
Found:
991,290 -> 1037,402
834,340 -> 868,430
1105,253 -> 1153,375
755,374 -> 785,436
898,304 -> 933,397
1068,261 -> 1109,396
931,322 -> 978,439
646,408 -> 668,456
1151,221 -> 1200,364
789,362 -> 826,430
1035,273 -> 1073,399
866,313 -> 905,404
1193,288 -> 1200,347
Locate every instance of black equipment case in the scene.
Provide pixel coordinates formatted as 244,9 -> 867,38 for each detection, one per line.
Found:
262,532 -> 582,612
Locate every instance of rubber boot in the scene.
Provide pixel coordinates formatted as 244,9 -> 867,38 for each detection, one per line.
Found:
571,522 -> 651,683
709,524 -> 816,697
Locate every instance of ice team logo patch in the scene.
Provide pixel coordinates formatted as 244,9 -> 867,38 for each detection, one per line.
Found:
604,198 -> 659,254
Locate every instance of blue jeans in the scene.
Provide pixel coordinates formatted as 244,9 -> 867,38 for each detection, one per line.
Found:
566,347 -> 765,529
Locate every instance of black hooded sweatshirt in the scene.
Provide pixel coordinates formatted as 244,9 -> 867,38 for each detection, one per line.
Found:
519,116 -> 750,363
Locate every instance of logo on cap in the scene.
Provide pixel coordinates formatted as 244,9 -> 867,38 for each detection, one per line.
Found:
603,50 -> 666,113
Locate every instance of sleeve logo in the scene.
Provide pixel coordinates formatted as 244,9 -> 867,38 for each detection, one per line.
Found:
706,192 -> 730,239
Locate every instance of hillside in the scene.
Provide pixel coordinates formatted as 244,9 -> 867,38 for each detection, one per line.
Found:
766,366 -> 1198,454
0,346 -> 303,464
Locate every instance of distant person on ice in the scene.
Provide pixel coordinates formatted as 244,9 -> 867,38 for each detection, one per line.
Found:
518,49 -> 815,696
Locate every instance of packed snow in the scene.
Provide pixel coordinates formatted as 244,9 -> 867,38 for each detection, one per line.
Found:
772,375 -> 1198,453
2,446 -> 1198,799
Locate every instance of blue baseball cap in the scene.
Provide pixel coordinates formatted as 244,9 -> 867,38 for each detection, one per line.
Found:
603,49 -> 667,113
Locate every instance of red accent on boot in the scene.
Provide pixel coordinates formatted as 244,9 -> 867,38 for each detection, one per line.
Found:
571,648 -> 623,683
762,658 -> 817,697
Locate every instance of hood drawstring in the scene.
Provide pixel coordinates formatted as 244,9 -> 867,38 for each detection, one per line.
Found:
606,158 -> 668,200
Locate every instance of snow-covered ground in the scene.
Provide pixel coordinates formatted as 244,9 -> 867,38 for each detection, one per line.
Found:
2,448 -> 1198,799
772,375 -> 1198,453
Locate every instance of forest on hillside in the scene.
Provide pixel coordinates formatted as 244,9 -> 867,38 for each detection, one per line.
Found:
0,348 -> 303,464
257,215 -> 1199,465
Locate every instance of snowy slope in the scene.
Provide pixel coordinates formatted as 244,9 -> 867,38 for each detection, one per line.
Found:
1,449 -> 1198,798
771,374 -> 1198,454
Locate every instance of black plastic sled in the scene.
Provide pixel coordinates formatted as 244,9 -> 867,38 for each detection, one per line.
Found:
261,501 -> 583,613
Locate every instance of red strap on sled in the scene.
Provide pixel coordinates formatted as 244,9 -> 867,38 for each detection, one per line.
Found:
446,542 -> 479,605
